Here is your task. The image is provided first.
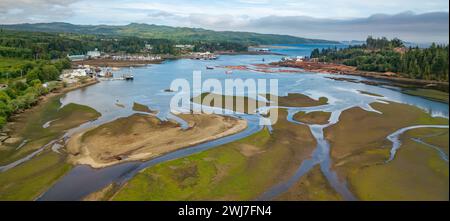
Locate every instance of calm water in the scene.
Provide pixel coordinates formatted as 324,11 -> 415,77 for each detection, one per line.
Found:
268,43 -> 350,57
38,44 -> 449,200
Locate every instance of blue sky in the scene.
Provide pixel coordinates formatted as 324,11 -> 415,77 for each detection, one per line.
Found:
0,0 -> 448,42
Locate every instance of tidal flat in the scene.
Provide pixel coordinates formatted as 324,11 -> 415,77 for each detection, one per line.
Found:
325,101 -> 448,200
293,111 -> 331,125
193,92 -> 329,114
66,112 -> 247,168
0,96 -> 100,200
275,165 -> 342,201
112,108 -> 317,200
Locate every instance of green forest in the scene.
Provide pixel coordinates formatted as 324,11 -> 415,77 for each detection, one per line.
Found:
0,30 -> 77,128
311,36 -> 449,81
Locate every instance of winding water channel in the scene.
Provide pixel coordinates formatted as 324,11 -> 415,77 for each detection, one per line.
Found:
1,44 -> 448,200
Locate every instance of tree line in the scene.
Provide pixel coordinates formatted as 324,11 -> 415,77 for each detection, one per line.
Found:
0,29 -> 249,58
310,36 -> 449,81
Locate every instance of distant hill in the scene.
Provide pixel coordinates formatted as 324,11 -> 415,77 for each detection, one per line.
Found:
0,22 -> 339,45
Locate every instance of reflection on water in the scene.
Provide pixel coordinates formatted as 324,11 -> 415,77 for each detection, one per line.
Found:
38,45 -> 448,200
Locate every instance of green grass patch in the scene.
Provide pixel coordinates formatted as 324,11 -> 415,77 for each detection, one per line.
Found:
402,88 -> 449,104
0,150 -> 72,200
0,57 -> 29,71
132,102 -> 156,113
325,101 -> 449,200
350,129 -> 448,201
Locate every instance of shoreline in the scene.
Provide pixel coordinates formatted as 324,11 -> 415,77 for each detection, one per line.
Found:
216,51 -> 285,56
72,51 -> 285,68
272,61 -> 449,92
72,58 -> 164,68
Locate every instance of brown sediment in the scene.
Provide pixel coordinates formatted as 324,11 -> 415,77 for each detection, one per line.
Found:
265,93 -> 328,107
132,102 -> 157,114
219,65 -> 250,70
193,92 -> 268,114
193,92 -> 328,115
293,111 -> 331,125
275,165 -> 343,201
114,103 -> 125,108
66,113 -> 248,168
83,183 -> 118,201
273,61 -> 358,75
251,64 -> 276,68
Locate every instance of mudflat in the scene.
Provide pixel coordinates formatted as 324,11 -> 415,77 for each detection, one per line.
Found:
293,111 -> 331,125
324,101 -> 449,200
193,92 -> 328,115
66,113 -> 247,168
275,165 -> 342,201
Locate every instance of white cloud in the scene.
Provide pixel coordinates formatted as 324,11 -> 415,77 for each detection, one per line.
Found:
0,0 -> 448,42
0,0 -> 79,23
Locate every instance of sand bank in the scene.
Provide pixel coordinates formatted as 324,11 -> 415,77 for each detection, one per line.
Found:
66,113 -> 247,168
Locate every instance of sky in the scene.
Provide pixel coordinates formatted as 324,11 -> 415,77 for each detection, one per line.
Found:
0,0 -> 449,43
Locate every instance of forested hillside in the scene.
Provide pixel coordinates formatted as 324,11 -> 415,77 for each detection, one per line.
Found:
311,36 -> 449,81
1,22 -> 338,45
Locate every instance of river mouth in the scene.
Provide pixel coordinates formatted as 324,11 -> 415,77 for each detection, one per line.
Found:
2,50 -> 448,201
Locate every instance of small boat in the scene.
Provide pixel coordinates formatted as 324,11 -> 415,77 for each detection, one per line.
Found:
206,66 -> 214,70
122,73 -> 134,80
123,67 -> 134,80
103,71 -> 113,78
225,70 -> 233,74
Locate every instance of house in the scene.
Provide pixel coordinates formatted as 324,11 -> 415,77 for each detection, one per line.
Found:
67,54 -> 87,61
87,48 -> 101,58
191,52 -> 217,60
61,69 -> 88,79
175,44 -> 194,49
295,56 -> 305,62
145,44 -> 153,50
